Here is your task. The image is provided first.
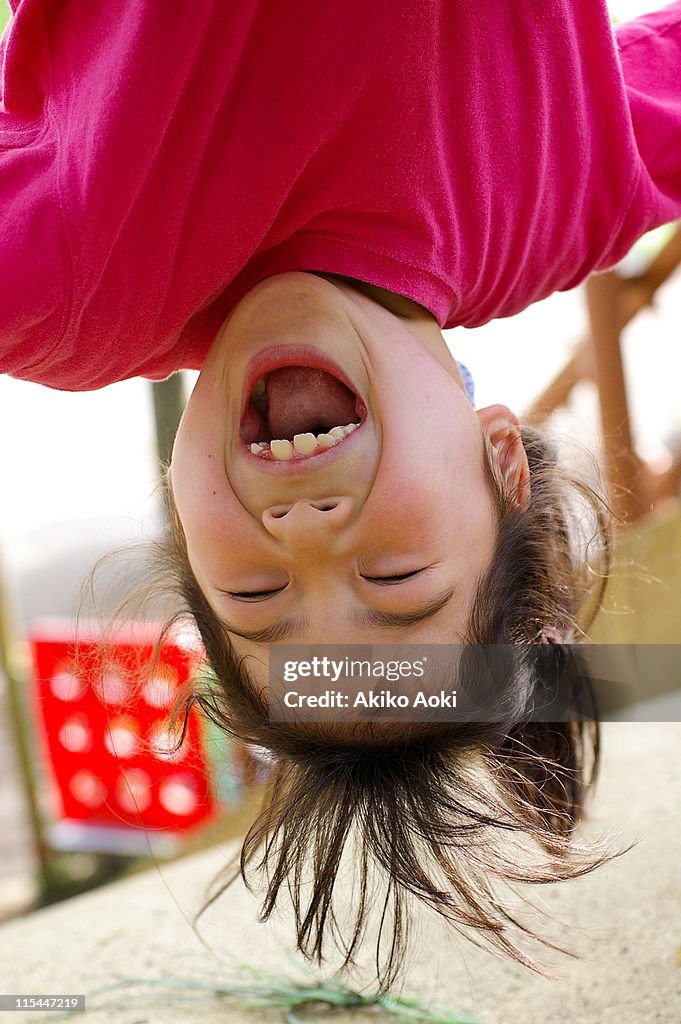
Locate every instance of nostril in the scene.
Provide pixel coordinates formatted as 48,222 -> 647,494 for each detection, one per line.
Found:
265,498 -> 343,521
268,506 -> 291,519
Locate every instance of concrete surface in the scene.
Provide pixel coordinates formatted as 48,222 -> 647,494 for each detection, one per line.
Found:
0,720 -> 679,1024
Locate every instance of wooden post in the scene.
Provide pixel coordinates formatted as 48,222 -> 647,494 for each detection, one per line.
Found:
0,553 -> 61,901
150,375 -> 187,475
585,272 -> 647,523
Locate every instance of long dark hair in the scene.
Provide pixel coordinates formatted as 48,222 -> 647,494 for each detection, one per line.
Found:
89,424 -> 620,990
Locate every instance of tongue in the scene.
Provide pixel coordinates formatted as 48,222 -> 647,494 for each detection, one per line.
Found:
265,366 -> 357,438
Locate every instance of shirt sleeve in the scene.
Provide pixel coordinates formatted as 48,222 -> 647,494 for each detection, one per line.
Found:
0,0 -> 72,381
607,1 -> 681,260
2,0 -> 250,389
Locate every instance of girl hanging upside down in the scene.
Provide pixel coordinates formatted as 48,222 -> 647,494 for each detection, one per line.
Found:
1,0 -> 680,988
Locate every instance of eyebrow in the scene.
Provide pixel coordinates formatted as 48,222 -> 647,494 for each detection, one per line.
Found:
220,585 -> 457,643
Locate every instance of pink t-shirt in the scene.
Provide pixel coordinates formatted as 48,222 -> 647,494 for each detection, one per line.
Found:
0,0 -> 680,391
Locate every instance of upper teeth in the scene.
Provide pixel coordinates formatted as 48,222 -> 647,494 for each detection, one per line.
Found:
249,422 -> 360,460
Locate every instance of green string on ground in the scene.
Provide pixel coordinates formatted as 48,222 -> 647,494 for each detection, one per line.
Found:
34,959 -> 479,1024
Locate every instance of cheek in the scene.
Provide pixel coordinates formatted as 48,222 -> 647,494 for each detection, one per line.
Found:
171,450 -> 259,581
368,439 -> 479,516
170,378 -> 268,580
183,496 -> 241,575
362,470 -> 448,545
363,451 -> 494,555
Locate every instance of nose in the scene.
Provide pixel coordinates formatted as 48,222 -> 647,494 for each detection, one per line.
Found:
262,496 -> 354,550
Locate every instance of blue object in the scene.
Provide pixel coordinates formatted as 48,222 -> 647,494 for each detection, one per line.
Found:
456,360 -> 475,407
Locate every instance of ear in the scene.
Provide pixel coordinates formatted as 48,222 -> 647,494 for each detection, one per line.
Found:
476,404 -> 531,513
540,625 -> 564,645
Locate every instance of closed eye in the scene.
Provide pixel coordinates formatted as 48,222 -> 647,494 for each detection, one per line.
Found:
227,588 -> 287,601
362,570 -> 425,584
228,570 -> 426,598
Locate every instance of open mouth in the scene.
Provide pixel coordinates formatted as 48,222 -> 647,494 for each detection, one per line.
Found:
240,363 -> 367,462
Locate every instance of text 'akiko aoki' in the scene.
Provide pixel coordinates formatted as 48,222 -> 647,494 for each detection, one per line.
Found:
353,689 -> 457,708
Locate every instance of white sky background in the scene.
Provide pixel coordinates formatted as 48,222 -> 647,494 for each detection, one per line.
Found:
0,0 -> 679,568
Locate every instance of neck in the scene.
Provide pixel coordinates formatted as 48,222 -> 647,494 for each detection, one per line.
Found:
311,271 -> 431,319
312,272 -> 466,392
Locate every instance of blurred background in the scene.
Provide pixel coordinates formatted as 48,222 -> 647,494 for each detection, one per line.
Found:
0,0 -> 679,928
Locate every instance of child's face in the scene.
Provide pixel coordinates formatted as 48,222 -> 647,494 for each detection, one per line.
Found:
170,272 -> 527,685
